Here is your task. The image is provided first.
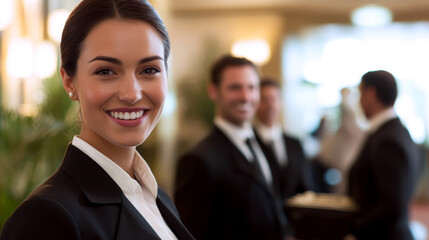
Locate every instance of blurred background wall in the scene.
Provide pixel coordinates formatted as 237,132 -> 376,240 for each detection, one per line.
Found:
2,0 -> 429,230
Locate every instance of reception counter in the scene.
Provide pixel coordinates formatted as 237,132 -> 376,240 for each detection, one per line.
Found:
285,192 -> 358,240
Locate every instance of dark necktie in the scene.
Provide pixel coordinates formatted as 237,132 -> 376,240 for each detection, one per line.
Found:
245,138 -> 269,186
246,138 -> 289,236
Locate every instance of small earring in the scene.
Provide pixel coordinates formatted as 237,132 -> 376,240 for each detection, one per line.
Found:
68,92 -> 73,98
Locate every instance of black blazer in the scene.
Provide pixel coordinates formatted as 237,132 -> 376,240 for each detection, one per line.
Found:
174,126 -> 288,240
276,134 -> 314,199
0,145 -> 194,240
348,118 -> 420,240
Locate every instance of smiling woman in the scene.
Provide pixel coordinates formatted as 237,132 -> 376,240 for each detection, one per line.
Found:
0,1 -> 194,240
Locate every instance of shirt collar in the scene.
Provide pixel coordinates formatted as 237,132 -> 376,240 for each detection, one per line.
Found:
214,116 -> 254,143
72,136 -> 158,198
254,122 -> 283,144
368,107 -> 397,133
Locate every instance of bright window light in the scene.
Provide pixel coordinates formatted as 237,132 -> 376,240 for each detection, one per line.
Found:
7,38 -> 34,78
0,0 -> 13,31
283,23 -> 429,142
34,42 -> 57,79
231,39 -> 271,65
48,9 -> 70,43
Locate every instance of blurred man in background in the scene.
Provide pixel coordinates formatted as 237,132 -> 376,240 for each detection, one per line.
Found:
254,78 -> 314,199
347,70 -> 420,240
174,55 -> 290,240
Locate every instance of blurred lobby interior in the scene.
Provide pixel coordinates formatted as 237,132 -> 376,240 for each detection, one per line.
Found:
2,0 -> 429,238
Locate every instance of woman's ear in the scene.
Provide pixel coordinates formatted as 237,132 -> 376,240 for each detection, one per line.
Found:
60,68 -> 77,100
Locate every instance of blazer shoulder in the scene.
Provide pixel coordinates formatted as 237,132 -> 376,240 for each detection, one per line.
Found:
182,127 -> 231,159
373,118 -> 412,144
1,189 -> 80,240
283,133 -> 302,144
177,127 -> 235,178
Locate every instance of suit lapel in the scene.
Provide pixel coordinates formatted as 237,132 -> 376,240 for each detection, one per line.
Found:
117,195 -> 161,240
61,145 -> 161,240
213,127 -> 274,196
156,191 -> 195,240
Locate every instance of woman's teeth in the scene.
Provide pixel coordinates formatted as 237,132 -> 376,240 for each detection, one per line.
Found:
110,110 -> 144,120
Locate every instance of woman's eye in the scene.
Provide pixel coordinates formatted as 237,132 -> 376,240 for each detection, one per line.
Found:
142,68 -> 160,75
95,68 -> 115,76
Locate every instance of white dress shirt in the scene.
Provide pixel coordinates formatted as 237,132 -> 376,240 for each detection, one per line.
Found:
368,107 -> 397,134
72,136 -> 177,240
214,117 -> 273,185
255,123 -> 288,167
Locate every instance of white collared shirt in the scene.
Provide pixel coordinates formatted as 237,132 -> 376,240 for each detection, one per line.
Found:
214,117 -> 273,185
368,107 -> 397,134
72,136 -> 177,240
255,123 -> 288,166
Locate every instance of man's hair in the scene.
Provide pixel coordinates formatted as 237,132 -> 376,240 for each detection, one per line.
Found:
361,70 -> 398,106
210,55 -> 258,85
260,77 -> 281,89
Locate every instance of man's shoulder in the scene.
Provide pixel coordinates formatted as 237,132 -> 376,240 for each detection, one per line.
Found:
282,132 -> 303,146
374,118 -> 410,140
178,127 -> 236,167
189,127 -> 231,152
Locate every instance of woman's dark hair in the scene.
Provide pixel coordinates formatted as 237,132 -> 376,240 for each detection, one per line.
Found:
361,70 -> 398,106
211,55 -> 259,86
61,0 -> 170,77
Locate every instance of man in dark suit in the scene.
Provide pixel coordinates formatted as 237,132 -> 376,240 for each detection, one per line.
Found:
347,70 -> 420,240
254,78 -> 314,199
174,55 -> 289,240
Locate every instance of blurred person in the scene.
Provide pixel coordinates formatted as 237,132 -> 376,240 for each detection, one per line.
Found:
346,70 -> 420,240
174,55 -> 290,240
0,0 -> 194,239
315,87 -> 365,194
254,78 -> 314,199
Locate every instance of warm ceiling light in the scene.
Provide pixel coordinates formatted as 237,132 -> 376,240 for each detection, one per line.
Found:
231,39 -> 271,66
351,4 -> 393,27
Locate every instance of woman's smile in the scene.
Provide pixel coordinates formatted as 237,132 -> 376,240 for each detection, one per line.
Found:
107,107 -> 150,127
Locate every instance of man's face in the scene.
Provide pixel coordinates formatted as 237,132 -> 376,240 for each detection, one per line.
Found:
359,83 -> 373,119
211,65 -> 260,127
256,85 -> 281,126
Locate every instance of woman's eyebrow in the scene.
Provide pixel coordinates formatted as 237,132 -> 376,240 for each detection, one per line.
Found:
88,56 -> 122,65
138,55 -> 163,65
88,55 -> 163,65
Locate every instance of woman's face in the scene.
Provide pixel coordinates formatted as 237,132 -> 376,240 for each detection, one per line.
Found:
63,19 -> 167,150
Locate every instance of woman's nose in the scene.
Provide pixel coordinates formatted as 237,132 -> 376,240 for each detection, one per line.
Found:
118,75 -> 142,104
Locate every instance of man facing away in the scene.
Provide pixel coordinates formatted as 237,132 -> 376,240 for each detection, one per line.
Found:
174,55 -> 290,240
254,78 -> 314,199
347,70 -> 420,240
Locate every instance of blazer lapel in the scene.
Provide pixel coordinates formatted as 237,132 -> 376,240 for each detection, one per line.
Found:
61,145 -> 161,240
212,127 -> 273,196
116,195 -> 161,240
156,191 -> 195,240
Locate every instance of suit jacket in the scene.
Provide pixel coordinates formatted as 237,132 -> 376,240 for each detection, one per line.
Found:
348,118 -> 420,240
0,145 -> 194,240
277,134 -> 314,199
174,126 -> 288,240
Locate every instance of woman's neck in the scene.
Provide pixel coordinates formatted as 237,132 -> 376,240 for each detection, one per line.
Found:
78,134 -> 137,179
